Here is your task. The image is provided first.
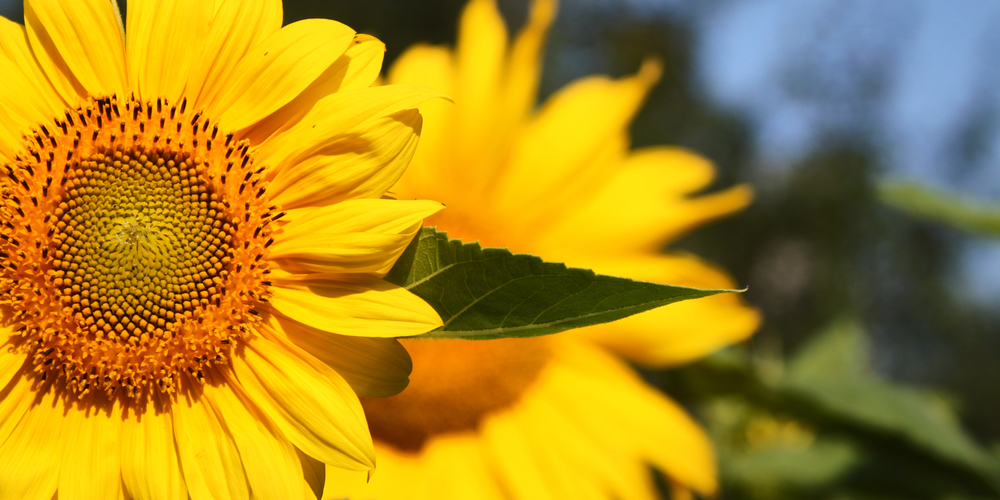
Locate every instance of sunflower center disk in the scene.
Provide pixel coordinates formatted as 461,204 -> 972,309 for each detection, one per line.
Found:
0,96 -> 276,399
54,151 -> 232,358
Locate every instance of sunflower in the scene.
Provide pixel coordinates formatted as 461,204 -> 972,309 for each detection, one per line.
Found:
323,0 -> 761,499
0,0 -> 448,498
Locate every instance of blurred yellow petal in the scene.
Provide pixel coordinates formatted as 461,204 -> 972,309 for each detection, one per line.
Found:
121,406 -> 187,500
126,0 -> 211,103
269,275 -> 442,338
325,434 -> 507,500
365,0 -> 757,497
501,0 -> 555,131
481,409 -> 560,500
514,396 -> 651,500
231,337 -> 374,471
492,59 -> 662,218
58,402 -> 123,500
386,45 -> 457,199
578,292 -> 761,367
450,0 -> 508,191
537,147 -> 753,254
548,341 -> 718,495
211,19 -> 355,131
190,0 -> 283,110
271,199 -> 443,274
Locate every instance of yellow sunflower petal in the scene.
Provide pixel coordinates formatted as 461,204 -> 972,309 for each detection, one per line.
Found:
172,391 -> 249,500
0,107 -> 21,161
24,0 -> 126,99
270,109 -> 424,209
0,352 -> 31,446
242,34 -> 388,145
189,0 -> 282,111
270,199 -> 443,274
203,378 -> 307,500
125,0 -> 212,104
0,17 -> 65,123
231,336 -> 375,471
492,59 -> 662,217
0,57 -> 49,134
275,316 -> 413,398
298,449 -> 326,500
535,147 -> 753,254
0,390 -> 64,500
210,19 -> 356,131
121,406 -> 188,500
258,84 -> 447,177
332,34 -> 386,91
58,401 -> 123,500
269,275 -> 442,338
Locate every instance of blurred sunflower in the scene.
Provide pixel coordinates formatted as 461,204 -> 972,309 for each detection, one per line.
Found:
323,0 -> 761,499
0,0 -> 445,498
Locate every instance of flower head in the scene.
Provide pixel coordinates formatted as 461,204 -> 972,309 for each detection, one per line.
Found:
0,0 -> 444,497
324,0 -> 760,498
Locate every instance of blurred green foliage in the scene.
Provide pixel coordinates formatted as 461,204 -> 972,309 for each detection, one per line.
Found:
881,182 -> 1000,238
663,321 -> 1000,499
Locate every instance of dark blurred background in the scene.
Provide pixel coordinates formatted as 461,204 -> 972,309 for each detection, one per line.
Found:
5,0 -> 1000,497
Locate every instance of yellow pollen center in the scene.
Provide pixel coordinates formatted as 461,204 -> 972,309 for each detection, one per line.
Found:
0,96 -> 278,399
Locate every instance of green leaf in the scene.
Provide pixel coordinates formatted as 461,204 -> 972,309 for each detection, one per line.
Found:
880,180 -> 1000,237
384,227 -> 735,340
